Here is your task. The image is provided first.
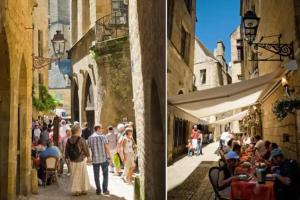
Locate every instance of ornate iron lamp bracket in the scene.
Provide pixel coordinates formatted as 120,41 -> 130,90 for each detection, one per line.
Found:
250,35 -> 294,61
33,56 -> 59,70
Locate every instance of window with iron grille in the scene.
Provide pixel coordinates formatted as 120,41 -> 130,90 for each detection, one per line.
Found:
111,0 -> 127,24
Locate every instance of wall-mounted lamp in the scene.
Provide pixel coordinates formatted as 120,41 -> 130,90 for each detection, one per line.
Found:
281,77 -> 294,97
242,10 -> 294,61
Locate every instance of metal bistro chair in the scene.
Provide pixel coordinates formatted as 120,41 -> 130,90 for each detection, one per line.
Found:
218,159 -> 226,168
208,167 -> 229,200
44,156 -> 59,186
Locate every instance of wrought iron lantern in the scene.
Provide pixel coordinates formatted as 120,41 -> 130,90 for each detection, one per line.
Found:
242,10 -> 260,45
242,10 -> 294,61
51,30 -> 66,58
33,30 -> 66,70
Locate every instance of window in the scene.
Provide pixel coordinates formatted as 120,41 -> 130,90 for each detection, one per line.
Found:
181,26 -> 190,64
38,30 -> 43,57
236,39 -> 243,61
167,0 -> 174,39
111,0 -> 127,24
184,0 -> 192,14
200,69 -> 206,84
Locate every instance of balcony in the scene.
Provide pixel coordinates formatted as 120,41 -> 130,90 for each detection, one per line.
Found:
95,8 -> 128,42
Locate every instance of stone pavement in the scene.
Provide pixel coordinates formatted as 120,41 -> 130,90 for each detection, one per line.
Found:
167,142 -> 220,200
28,165 -> 134,200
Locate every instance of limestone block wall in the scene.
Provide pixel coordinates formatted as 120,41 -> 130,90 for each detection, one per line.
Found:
129,0 -> 165,199
49,88 -> 71,116
91,37 -> 135,128
261,70 -> 300,161
0,0 -> 34,199
167,0 -> 196,96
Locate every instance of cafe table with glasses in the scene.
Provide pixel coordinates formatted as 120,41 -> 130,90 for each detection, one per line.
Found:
230,149 -> 276,200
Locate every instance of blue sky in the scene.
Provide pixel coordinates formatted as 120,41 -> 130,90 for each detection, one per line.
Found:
195,0 -> 241,62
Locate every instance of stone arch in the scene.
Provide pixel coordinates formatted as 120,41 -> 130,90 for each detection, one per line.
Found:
17,55 -> 30,197
144,79 -> 165,200
81,72 -> 95,130
0,26 -> 11,200
71,77 -> 80,122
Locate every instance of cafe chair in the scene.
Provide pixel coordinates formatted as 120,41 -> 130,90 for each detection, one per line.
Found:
44,156 -> 59,186
218,159 -> 225,168
208,167 -> 229,200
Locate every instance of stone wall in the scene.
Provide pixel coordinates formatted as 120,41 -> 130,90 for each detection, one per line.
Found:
0,0 -> 34,199
129,0 -> 165,199
167,0 -> 196,96
91,37 -> 135,128
230,26 -> 242,83
241,0 -> 300,163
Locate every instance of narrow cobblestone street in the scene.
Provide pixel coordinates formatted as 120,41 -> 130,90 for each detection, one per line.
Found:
167,142 -> 220,200
29,165 -> 134,200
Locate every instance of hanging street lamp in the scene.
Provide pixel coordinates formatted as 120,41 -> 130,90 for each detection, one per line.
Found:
33,30 -> 66,70
242,10 -> 294,61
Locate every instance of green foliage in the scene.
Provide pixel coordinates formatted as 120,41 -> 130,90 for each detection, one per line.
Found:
33,85 -> 61,112
272,98 -> 300,120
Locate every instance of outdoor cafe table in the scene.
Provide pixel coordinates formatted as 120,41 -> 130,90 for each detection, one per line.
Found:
231,179 -> 275,200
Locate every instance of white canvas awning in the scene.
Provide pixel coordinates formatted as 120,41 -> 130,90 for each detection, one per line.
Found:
168,70 -> 282,118
212,110 -> 248,125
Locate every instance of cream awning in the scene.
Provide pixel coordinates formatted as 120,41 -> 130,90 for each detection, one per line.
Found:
168,70 -> 282,118
212,110 -> 248,125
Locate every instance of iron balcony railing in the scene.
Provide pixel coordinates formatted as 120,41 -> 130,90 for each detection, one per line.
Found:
95,8 -> 128,42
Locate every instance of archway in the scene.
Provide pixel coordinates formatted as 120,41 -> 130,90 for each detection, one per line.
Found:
0,27 -> 11,200
17,56 -> 30,196
145,80 -> 165,199
84,75 -> 95,131
72,80 -> 80,122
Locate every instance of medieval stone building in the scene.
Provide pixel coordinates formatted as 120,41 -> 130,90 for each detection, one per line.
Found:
167,0 -> 200,163
0,0 -> 35,199
69,0 -> 134,130
240,0 -> 300,163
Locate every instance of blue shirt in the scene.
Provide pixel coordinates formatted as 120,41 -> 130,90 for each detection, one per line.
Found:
88,132 -> 108,164
40,146 -> 61,158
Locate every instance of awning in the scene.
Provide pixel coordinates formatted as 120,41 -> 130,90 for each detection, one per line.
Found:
168,70 -> 282,118
212,110 -> 248,125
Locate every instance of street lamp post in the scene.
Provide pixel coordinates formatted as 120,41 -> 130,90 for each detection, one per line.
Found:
33,30 -> 66,69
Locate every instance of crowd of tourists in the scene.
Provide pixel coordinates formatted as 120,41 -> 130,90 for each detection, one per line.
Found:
31,117 -> 137,196
213,130 -> 299,200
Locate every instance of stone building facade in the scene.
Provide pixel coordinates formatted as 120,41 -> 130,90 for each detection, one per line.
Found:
128,0 -> 165,199
33,0 -> 49,98
194,39 -> 230,90
240,0 -> 300,163
167,0 -> 198,163
0,0 -> 35,199
69,0 -> 134,130
230,26 -> 243,83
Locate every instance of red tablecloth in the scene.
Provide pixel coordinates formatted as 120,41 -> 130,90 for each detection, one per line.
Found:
231,179 -> 275,200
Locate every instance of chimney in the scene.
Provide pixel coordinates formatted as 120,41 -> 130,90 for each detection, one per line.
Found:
214,41 -> 225,66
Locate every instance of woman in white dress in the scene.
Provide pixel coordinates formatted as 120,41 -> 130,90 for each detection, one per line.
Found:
65,124 -> 90,196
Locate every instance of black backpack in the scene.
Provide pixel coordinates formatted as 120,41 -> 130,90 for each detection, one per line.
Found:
67,137 -> 81,161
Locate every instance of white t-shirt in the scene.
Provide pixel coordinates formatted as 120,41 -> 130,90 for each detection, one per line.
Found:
34,128 -> 41,139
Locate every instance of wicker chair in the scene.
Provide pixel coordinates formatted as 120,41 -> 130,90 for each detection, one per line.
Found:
44,156 -> 59,186
208,167 -> 229,200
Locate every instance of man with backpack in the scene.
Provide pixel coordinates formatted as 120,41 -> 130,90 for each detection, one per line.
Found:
87,124 -> 112,195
